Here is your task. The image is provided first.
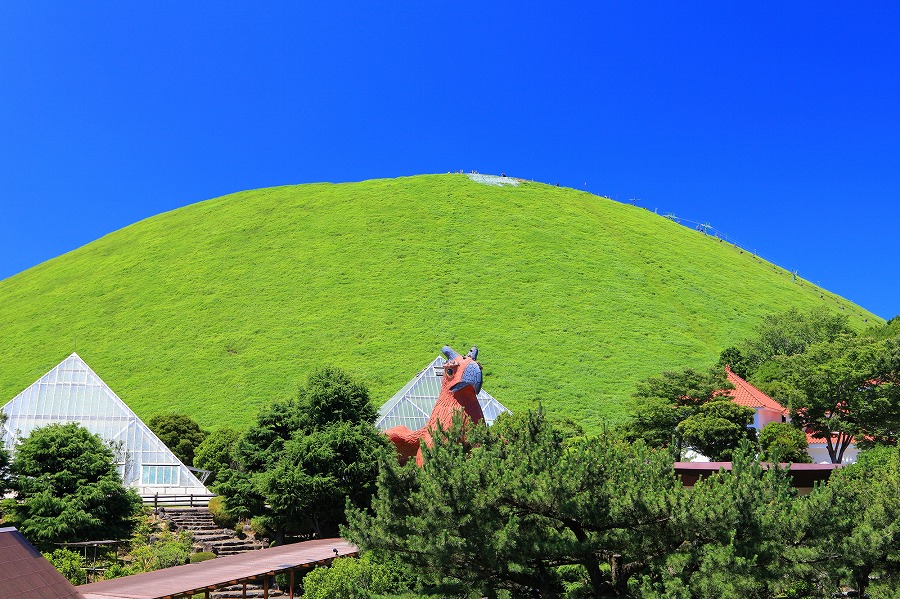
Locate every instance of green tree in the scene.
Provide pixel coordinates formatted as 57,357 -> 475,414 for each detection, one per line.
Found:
758,422 -> 811,463
349,411 -> 698,597
677,400 -> 756,461
781,336 -> 900,463
219,367 -> 389,543
148,413 -> 208,467
637,442 -> 796,598
350,412 -> 800,598
788,447 -> 900,597
740,307 -> 853,378
6,423 -> 141,549
0,411 -> 11,495
718,346 -> 751,379
193,426 -> 241,486
623,367 -> 732,458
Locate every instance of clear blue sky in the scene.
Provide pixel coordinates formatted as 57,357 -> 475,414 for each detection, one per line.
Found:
1,2 -> 898,319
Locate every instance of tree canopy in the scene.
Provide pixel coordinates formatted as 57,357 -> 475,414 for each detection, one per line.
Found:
192,426 -> 241,486
677,400 -> 756,461
348,411 -> 802,598
778,336 -> 900,463
758,421 -> 811,464
148,413 -> 208,467
4,422 -> 141,549
622,366 -> 749,460
723,307 -> 854,380
217,367 -> 389,542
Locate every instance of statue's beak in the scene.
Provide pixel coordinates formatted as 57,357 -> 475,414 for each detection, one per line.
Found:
450,361 -> 483,394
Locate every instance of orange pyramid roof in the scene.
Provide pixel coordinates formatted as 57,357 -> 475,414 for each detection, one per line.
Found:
723,366 -> 789,415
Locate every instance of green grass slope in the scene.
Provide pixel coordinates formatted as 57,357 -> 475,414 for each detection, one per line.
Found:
0,175 -> 880,431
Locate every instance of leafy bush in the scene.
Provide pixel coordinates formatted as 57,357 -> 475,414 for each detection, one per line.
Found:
758,422 -> 811,463
208,495 -> 237,529
43,548 -> 87,585
128,525 -> 193,572
249,516 -> 271,540
190,551 -> 217,563
103,562 -> 131,580
302,554 -> 413,599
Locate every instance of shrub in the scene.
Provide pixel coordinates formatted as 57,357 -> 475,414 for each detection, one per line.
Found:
43,548 -> 87,585
302,554 -> 414,599
208,495 -> 237,529
249,516 -> 271,539
759,422 -> 811,463
129,529 -> 193,571
190,551 -> 217,563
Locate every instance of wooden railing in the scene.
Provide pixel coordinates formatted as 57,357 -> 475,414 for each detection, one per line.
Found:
141,493 -> 215,509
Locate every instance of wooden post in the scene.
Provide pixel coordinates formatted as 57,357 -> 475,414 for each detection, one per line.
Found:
263,575 -> 269,599
242,582 -> 247,599
289,570 -> 295,599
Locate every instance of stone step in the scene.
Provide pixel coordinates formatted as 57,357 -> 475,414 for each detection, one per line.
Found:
207,538 -> 261,547
191,533 -> 233,542
158,505 -> 265,559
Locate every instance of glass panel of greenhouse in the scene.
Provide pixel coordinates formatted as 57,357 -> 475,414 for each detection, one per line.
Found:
376,355 -> 511,431
1,353 -> 210,498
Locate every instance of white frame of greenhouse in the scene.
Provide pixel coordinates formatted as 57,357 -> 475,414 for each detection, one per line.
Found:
1,353 -> 211,499
376,354 -> 511,432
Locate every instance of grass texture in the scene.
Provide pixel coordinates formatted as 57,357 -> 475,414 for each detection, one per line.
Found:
0,175 -> 880,431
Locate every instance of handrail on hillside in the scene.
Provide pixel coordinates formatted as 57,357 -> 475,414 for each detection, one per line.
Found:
141,493 -> 215,510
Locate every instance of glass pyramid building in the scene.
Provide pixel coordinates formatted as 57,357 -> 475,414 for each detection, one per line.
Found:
1,353 -> 210,498
376,355 -> 511,432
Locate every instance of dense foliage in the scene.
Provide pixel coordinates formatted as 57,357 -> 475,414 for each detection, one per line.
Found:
301,553 -> 414,599
217,367 -> 390,542
3,423 -> 141,550
623,366 -> 757,460
193,426 -> 241,485
148,413 -> 208,467
777,335 -> 900,462
347,410 -> 900,598
0,411 -> 11,495
719,309 -> 900,464
43,548 -> 88,585
758,422 -> 811,463
348,411 -> 805,598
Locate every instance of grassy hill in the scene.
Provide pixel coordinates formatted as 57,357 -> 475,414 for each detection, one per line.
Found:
0,175 -> 880,431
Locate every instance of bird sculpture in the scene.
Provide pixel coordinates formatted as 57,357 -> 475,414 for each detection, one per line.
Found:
385,345 -> 485,466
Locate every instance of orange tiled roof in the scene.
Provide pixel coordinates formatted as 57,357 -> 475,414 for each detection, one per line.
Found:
806,431 -> 855,445
723,366 -> 789,415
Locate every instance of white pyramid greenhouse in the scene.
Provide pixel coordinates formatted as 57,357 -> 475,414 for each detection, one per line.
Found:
1,353 -> 210,498
376,355 -> 511,432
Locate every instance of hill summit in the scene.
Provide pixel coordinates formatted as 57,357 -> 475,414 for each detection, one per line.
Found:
0,175 -> 878,430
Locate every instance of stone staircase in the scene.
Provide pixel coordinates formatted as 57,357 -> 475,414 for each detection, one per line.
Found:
156,506 -> 267,556
157,507 -> 284,597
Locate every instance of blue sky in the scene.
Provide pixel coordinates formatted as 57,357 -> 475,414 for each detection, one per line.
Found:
1,2 -> 898,319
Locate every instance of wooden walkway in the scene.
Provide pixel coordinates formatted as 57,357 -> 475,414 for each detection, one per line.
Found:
79,538 -> 357,599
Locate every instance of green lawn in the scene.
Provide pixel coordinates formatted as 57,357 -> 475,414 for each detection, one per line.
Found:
0,175 -> 879,431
